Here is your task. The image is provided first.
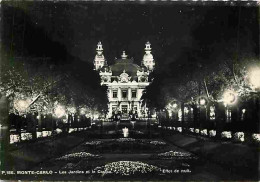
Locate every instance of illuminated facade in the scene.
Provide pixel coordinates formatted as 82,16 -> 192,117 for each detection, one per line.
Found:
94,41 -> 155,118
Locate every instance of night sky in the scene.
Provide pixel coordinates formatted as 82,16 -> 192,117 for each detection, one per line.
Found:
1,1 -> 259,81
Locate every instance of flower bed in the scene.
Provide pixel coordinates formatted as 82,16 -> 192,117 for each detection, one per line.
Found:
233,132 -> 244,142
221,131 -> 232,139
10,134 -> 20,144
252,133 -> 260,143
149,141 -> 166,145
56,128 -> 63,134
94,161 -> 161,176
83,139 -> 169,154
177,127 -> 182,133
116,138 -> 136,142
69,128 -> 75,133
42,131 -> 52,137
56,152 -> 102,161
153,150 -> 196,160
21,132 -> 32,141
37,132 -> 43,138
209,130 -> 216,137
200,129 -> 207,136
85,141 -> 103,145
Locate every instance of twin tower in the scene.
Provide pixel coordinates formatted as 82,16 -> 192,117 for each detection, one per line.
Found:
93,41 -> 155,72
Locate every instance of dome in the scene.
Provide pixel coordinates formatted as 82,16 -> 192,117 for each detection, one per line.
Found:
110,58 -> 140,77
143,53 -> 153,60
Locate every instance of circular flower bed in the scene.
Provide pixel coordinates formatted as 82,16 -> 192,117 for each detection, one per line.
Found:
85,141 -> 103,145
83,139 -> 169,154
153,151 -> 196,160
56,152 -> 102,161
150,141 -> 166,145
116,138 -> 136,142
94,161 -> 161,176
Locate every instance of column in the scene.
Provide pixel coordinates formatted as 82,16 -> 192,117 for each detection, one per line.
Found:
118,87 -> 121,101
128,87 -> 131,101
109,88 -> 112,101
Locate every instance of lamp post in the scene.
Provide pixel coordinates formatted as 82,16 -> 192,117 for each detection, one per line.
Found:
14,98 -> 30,134
167,102 -> 178,126
199,97 -> 207,132
249,67 -> 260,134
68,107 -> 76,132
219,90 -> 238,137
54,105 -> 66,118
54,104 -> 66,132
222,90 -> 237,123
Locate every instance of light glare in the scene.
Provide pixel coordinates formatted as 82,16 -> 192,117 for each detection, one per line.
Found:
54,105 -> 66,118
250,68 -> 260,89
199,98 -> 206,106
223,90 -> 237,105
14,99 -> 30,112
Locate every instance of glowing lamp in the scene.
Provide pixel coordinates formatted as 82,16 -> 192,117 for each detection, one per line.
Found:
223,90 -> 237,105
199,98 -> 206,106
184,107 -> 189,114
93,114 -> 99,120
54,105 -> 66,118
249,68 -> 260,89
68,107 -> 76,114
14,99 -> 29,112
80,108 -> 86,115
172,103 -> 178,108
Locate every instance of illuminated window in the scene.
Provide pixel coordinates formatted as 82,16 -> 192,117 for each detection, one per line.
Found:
122,90 -> 127,98
113,91 -> 117,98
112,106 -> 117,111
132,90 -> 137,98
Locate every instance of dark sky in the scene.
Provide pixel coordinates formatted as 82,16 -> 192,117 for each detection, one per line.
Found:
2,1 -> 259,74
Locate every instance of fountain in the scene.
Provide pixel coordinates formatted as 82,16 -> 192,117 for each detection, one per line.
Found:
122,127 -> 129,138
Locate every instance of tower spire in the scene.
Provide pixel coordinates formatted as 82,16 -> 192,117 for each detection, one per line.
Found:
142,41 -> 155,71
121,51 -> 127,59
94,41 -> 106,70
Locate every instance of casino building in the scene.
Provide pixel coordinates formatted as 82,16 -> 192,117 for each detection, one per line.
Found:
93,41 -> 155,118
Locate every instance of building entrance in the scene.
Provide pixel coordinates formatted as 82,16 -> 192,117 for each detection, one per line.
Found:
122,105 -> 128,114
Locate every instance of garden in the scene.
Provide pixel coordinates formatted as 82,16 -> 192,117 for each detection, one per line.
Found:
32,137 -> 197,180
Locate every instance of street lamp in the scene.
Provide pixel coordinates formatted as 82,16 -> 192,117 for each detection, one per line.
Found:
198,97 -> 207,131
68,107 -> 76,115
222,90 -> 237,106
172,103 -> 178,109
199,98 -> 207,106
67,107 -> 76,129
80,108 -> 87,115
14,99 -> 30,113
54,105 -> 66,118
249,67 -> 260,90
249,67 -> 260,134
